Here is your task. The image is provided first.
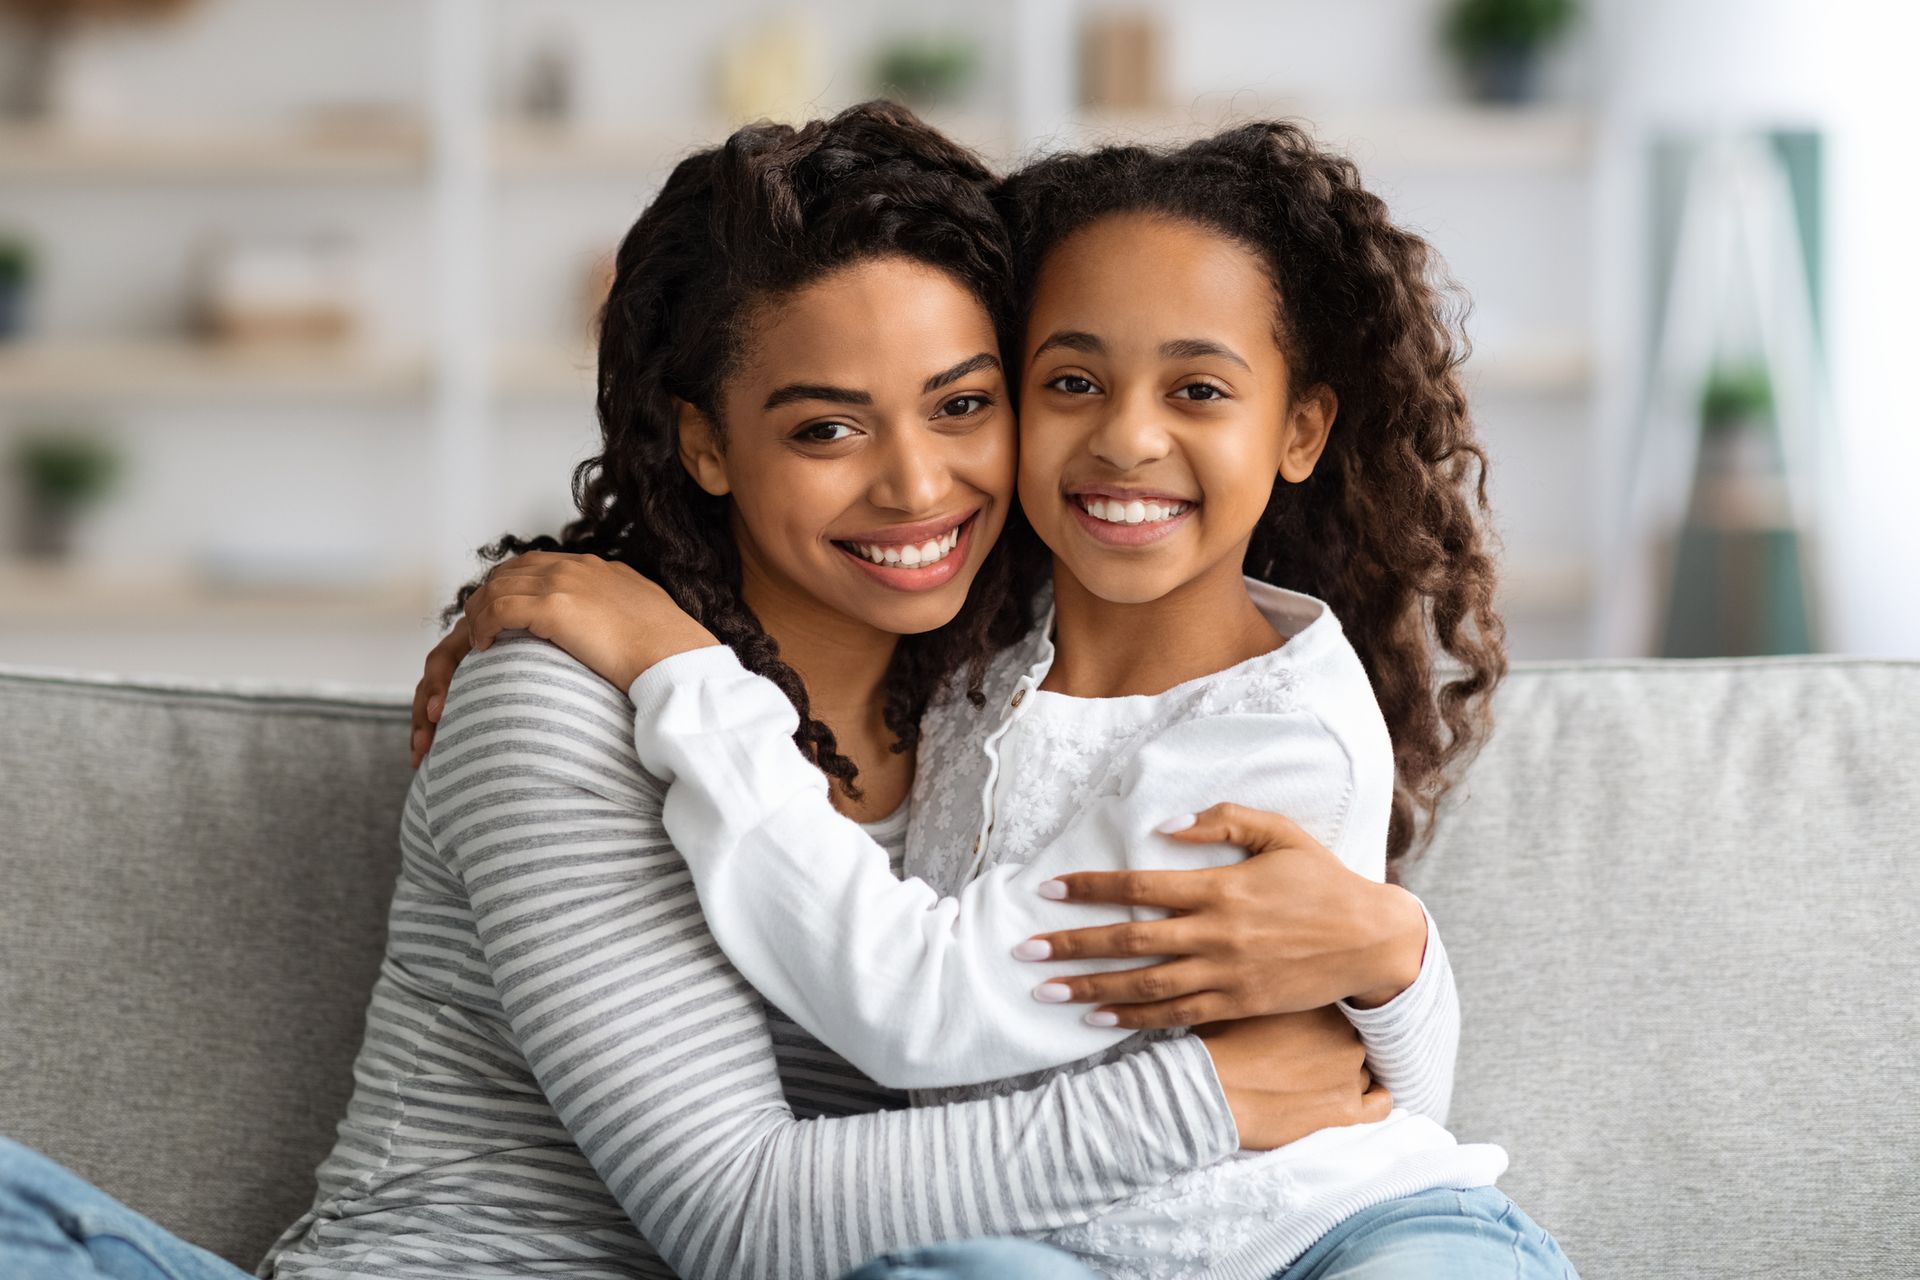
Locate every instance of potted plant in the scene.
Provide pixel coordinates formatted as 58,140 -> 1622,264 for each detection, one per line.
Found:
872,36 -> 978,109
12,430 -> 121,559
0,234 -> 30,340
1443,0 -> 1578,104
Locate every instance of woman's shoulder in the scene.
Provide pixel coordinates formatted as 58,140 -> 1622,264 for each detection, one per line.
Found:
428,631 -> 661,805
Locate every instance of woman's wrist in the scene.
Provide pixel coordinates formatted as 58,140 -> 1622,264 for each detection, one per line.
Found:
1344,882 -> 1428,1009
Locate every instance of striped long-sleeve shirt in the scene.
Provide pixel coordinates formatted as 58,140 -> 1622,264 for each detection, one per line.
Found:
258,635 -> 1237,1280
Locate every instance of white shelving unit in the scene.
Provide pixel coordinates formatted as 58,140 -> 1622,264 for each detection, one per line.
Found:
0,0 -> 1604,677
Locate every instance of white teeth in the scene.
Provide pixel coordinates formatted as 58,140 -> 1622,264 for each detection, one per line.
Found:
846,524 -> 965,569
1078,497 -> 1190,526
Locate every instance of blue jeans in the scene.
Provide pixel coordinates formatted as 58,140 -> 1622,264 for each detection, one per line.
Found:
835,1187 -> 1580,1280
0,1138 -> 249,1280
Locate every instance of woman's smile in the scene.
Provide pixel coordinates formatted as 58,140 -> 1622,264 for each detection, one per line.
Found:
833,509 -> 981,591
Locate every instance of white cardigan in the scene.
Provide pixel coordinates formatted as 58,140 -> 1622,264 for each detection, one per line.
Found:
626,581 -> 1506,1278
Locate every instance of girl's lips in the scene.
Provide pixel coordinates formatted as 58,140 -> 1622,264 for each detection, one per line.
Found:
1066,495 -> 1195,547
833,513 -> 978,593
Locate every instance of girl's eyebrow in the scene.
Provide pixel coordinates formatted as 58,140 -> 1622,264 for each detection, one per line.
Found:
1160,338 -> 1251,371
1031,329 -> 1105,359
1031,330 -> 1251,373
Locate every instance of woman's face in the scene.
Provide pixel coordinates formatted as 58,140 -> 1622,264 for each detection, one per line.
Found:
1015,212 -> 1334,606
681,255 -> 1015,638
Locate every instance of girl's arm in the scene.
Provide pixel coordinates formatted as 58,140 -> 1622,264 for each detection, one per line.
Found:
431,636 -> 1240,1280
630,642 -> 1447,1097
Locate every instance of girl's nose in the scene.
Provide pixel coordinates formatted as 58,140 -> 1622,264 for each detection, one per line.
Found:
871,430 -> 948,514
1087,391 -> 1172,472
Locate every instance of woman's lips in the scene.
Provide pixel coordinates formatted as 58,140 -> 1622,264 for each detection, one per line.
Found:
1065,493 -> 1195,547
833,513 -> 978,592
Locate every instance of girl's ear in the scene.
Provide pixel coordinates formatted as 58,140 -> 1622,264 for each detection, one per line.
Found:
676,399 -> 731,496
1278,384 -> 1338,484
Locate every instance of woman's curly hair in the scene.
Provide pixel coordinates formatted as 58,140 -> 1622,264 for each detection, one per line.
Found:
998,122 -> 1508,872
444,100 -> 1041,797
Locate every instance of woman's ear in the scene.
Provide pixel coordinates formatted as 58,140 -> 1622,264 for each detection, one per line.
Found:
1278,384 -> 1337,484
676,400 -> 731,496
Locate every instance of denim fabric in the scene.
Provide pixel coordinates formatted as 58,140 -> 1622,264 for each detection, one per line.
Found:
836,1237 -> 1101,1280
0,1138 -> 248,1280
1272,1186 -> 1581,1279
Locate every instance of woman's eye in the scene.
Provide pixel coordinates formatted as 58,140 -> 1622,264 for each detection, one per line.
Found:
795,422 -> 857,443
937,394 -> 992,418
1047,375 -> 1098,395
1175,382 -> 1228,402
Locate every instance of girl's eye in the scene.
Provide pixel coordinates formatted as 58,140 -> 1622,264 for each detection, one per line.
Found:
1047,375 -> 1099,395
937,394 -> 992,418
1175,382 -> 1229,402
795,421 -> 858,444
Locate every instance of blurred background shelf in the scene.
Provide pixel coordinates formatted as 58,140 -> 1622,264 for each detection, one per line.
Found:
1072,104 -> 1594,169
0,342 -> 433,402
0,562 -> 439,623
0,122 -> 429,180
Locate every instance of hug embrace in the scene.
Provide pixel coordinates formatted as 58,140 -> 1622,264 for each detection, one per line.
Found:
0,101 -> 1580,1279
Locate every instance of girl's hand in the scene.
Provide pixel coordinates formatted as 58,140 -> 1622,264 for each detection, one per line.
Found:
461,551 -> 719,692
410,615 -> 472,769
1196,1006 -> 1392,1150
1021,804 -> 1428,1029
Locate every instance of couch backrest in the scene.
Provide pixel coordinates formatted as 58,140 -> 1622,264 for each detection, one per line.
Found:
2,657 -> 1916,1276
1401,657 -> 1920,1279
0,667 -> 414,1266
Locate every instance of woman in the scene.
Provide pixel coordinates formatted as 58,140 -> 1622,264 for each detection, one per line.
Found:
0,103 -> 1430,1280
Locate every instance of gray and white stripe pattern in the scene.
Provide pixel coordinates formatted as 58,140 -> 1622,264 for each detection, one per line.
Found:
259,635 -> 1234,1280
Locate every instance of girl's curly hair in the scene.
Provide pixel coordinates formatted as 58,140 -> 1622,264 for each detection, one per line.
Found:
444,100 -> 1040,797
998,122 -> 1508,872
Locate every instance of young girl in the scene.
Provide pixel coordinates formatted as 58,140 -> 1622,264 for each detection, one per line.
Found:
454,123 -> 1580,1278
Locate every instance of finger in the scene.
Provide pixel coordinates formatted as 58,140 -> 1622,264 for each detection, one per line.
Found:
1019,917 -> 1209,963
1358,1081 -> 1393,1124
465,579 -> 555,649
1161,802 -> 1310,855
468,591 -> 564,652
1087,990 -> 1238,1031
1034,959 -> 1218,1009
1041,868 -> 1221,912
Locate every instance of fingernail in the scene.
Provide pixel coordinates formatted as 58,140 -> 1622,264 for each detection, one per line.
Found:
1037,880 -> 1068,900
427,696 -> 443,721
1084,1011 -> 1119,1027
1033,983 -> 1073,1003
1153,813 -> 1197,835
1012,939 -> 1051,961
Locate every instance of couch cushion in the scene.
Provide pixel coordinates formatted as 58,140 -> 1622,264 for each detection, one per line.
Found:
0,666 -> 413,1267
1403,657 -> 1920,1280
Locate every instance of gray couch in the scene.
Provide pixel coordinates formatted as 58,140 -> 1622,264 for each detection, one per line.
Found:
2,657 -> 1916,1278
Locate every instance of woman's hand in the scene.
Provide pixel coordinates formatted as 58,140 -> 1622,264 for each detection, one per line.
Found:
1196,1006 -> 1392,1150
410,615 -> 472,769
1020,804 -> 1429,1029
462,550 -> 719,689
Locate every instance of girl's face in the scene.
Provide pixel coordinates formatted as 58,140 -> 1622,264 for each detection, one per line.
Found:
1016,212 -> 1334,606
679,255 -> 1015,638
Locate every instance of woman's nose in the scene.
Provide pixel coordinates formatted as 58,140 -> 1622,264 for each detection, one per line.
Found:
870,430 -> 948,514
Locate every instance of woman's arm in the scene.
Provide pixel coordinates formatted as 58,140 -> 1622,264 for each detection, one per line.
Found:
628,643 -> 1432,1092
428,635 -> 1243,1280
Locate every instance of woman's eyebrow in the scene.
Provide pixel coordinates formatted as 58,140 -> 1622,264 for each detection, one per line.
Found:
923,352 -> 1001,392
1160,338 -> 1252,371
762,383 -> 874,411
